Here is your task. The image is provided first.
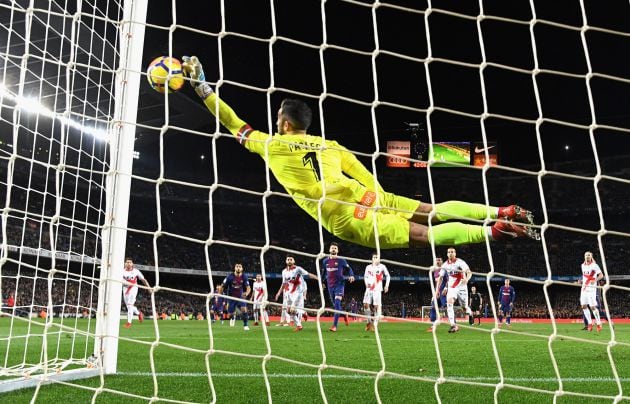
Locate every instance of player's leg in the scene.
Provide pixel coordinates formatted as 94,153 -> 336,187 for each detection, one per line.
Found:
373,293 -> 382,328
407,199 -> 533,225
505,307 -> 512,326
123,293 -> 133,327
293,294 -> 305,331
446,290 -> 458,332
363,291 -> 373,331
228,300 -> 236,326
589,295 -> 602,331
302,291 -> 309,322
253,304 -> 259,325
476,310 -> 482,325
498,307 -> 504,325
240,304 -> 249,330
264,309 -> 270,325
580,294 -> 593,330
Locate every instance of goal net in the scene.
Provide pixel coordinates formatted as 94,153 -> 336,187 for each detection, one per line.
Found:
0,0 -> 145,394
2,0 -> 629,403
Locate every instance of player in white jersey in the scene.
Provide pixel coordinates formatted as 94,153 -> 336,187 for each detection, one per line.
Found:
122,258 -> 151,329
435,248 -> 472,333
274,264 -> 293,326
278,255 -> 319,331
363,252 -> 390,331
580,251 -> 604,332
251,274 -> 270,326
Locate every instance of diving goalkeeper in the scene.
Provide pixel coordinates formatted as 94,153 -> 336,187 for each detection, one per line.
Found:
182,56 -> 539,249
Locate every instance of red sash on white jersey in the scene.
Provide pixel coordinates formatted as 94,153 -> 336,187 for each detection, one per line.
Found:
125,277 -> 137,295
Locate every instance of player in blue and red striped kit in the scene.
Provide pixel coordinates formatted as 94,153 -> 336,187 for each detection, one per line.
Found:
427,257 -> 447,332
497,278 -> 515,327
221,263 -> 252,330
210,286 -> 225,324
322,242 -> 355,332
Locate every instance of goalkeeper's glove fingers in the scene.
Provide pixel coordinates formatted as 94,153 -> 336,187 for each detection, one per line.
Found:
182,55 -> 213,99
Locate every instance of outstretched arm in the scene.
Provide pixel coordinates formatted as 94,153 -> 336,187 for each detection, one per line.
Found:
182,56 -> 269,154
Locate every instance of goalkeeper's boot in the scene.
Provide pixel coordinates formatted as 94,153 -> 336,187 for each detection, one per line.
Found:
138,311 -> 144,323
491,219 -> 540,241
498,205 -> 534,225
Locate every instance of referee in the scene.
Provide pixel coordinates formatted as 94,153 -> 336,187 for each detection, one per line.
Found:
469,286 -> 483,325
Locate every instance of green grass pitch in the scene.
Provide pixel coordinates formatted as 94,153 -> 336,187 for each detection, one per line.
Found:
1,318 -> 628,403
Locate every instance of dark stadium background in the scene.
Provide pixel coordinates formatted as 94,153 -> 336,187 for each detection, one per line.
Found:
1,0 -> 629,318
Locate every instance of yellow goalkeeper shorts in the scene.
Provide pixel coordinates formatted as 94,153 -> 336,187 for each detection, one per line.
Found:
329,190 -> 420,249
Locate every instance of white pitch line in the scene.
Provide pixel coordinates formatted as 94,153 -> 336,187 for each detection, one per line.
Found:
116,372 -> 630,383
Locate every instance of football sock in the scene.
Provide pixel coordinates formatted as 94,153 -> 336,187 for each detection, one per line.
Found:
429,306 -> 437,322
126,305 -> 133,323
364,307 -> 372,324
583,308 -> 592,324
506,316 -> 511,325
447,303 -> 455,326
242,311 -> 248,326
469,315 -> 474,325
592,308 -> 601,325
435,201 -> 497,222
583,314 -> 589,327
498,315 -> 503,323
333,300 -> 342,326
428,222 -> 487,245
253,312 -> 259,323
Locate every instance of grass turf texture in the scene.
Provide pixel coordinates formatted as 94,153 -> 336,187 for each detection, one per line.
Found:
1,318 -> 628,403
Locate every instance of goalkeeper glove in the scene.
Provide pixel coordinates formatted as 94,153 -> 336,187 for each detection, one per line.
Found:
182,55 -> 213,99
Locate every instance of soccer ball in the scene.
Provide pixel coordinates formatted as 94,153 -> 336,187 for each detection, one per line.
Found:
146,56 -> 185,93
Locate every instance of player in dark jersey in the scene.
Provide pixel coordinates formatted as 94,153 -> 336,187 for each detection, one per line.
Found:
497,279 -> 515,327
221,263 -> 252,330
469,285 -> 483,325
322,242 -> 355,332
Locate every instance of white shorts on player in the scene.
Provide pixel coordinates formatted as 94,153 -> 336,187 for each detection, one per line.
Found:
363,289 -> 382,307
287,291 -> 305,327
580,291 -> 597,307
123,287 -> 138,306
446,287 -> 469,309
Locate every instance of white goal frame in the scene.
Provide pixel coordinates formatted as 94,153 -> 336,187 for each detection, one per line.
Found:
0,0 -> 146,393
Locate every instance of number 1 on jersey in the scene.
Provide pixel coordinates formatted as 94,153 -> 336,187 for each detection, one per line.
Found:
302,151 -> 321,181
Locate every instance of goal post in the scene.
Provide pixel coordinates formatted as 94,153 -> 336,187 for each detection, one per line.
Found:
0,0 -> 147,392
94,0 -> 148,376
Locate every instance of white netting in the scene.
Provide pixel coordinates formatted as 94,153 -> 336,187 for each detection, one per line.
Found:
2,0 -> 630,402
0,0 -> 129,393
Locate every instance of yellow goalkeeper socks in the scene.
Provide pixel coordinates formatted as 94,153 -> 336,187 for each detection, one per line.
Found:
427,222 -> 488,245
434,201 -> 498,222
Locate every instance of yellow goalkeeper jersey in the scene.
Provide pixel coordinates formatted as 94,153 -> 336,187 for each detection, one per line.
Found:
203,94 -> 381,215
